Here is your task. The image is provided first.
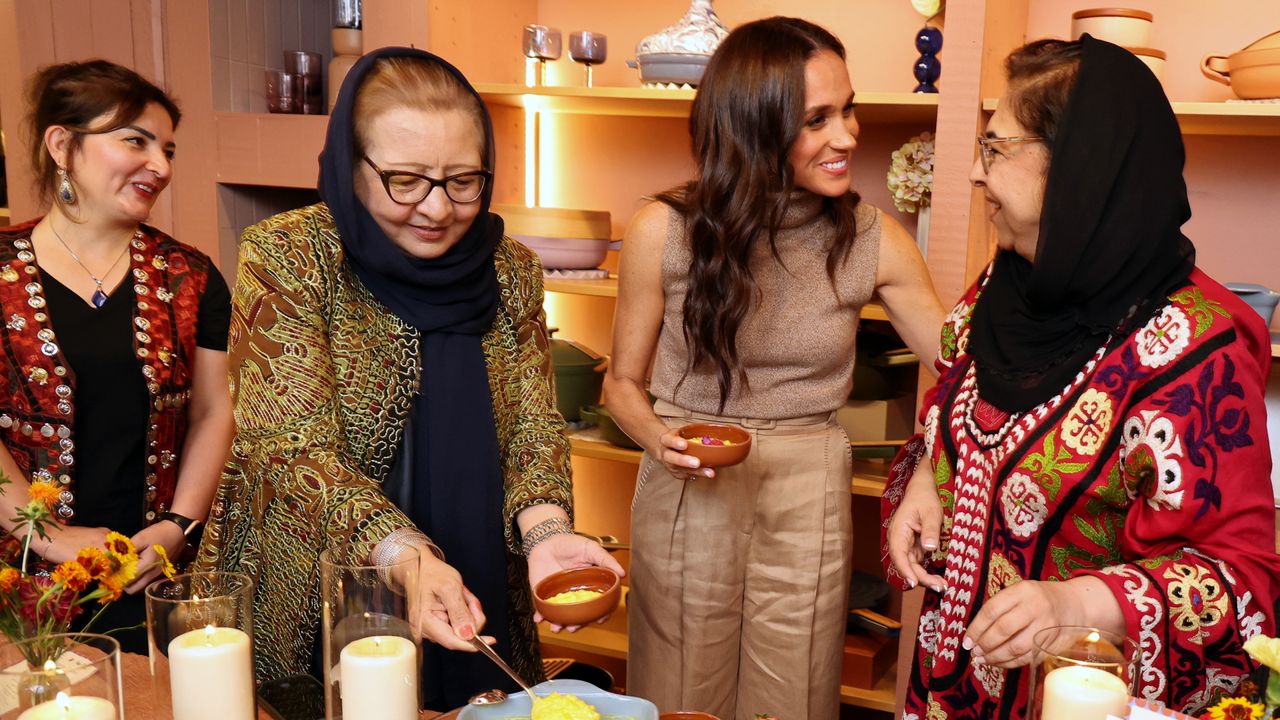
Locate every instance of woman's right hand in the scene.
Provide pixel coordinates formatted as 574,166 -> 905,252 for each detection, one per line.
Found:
886,460 -> 946,592
39,525 -> 112,564
655,428 -> 716,481
401,551 -> 490,652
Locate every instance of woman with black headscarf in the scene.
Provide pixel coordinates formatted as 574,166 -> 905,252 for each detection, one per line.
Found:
195,48 -> 621,709
884,36 -> 1278,718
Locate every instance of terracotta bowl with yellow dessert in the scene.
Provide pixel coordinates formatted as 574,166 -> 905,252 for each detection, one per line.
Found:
677,423 -> 752,468
533,567 -> 622,627
458,678 -> 658,720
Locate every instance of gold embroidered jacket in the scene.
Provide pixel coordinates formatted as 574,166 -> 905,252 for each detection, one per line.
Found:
195,203 -> 572,683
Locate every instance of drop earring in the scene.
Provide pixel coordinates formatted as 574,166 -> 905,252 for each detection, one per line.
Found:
57,167 -> 76,205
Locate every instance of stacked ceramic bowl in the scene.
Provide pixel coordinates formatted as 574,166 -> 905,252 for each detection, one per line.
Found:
1070,8 -> 1165,82
495,204 -> 615,270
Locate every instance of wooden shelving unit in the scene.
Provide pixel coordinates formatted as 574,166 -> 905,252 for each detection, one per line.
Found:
840,666 -> 897,714
477,83 -> 939,125
982,98 -> 1280,136
545,275 -> 892,321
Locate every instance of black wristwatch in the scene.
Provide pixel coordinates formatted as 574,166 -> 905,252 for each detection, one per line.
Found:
157,511 -> 202,538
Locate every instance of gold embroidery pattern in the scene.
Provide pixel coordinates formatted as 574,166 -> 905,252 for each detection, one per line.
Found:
196,204 -> 571,684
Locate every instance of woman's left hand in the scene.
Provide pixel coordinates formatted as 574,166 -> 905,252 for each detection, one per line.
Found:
526,534 -> 626,633
125,521 -> 187,594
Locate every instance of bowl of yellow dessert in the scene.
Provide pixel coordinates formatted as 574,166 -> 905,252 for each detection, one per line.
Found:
458,678 -> 658,720
533,567 -> 621,627
676,422 -> 751,468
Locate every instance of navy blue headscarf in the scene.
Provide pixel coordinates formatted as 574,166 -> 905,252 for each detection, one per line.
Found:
318,47 -> 514,708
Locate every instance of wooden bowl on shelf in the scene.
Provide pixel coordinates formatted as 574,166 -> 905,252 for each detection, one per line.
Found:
533,567 -> 621,626
677,423 -> 751,468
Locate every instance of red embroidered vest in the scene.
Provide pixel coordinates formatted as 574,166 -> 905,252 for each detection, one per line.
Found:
0,219 -> 212,526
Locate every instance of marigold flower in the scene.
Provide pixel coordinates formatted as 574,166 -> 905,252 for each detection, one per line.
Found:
100,551 -> 138,595
51,561 -> 92,593
96,576 -> 124,604
1204,696 -> 1264,720
0,567 -> 20,592
27,481 -> 60,511
75,547 -> 112,579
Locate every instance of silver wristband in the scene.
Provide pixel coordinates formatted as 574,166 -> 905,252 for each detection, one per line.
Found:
521,517 -> 574,557
371,527 -> 445,568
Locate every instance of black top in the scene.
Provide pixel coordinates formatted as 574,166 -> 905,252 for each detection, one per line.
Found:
42,266 -> 231,535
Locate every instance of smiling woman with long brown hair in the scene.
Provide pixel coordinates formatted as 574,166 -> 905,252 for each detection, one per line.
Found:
605,16 -> 945,719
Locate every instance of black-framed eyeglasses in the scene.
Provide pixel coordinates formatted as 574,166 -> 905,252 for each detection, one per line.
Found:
363,156 -> 491,205
976,135 -> 1044,173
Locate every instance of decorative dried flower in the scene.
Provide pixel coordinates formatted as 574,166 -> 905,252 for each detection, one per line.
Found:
887,132 -> 935,213
27,482 -> 59,512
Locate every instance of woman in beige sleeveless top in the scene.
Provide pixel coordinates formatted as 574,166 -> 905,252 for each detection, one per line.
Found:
604,17 -> 946,720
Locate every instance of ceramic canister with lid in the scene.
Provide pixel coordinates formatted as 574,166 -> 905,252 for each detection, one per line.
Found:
1071,8 -> 1153,48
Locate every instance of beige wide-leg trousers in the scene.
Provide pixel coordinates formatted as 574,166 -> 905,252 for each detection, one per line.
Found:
627,400 -> 854,720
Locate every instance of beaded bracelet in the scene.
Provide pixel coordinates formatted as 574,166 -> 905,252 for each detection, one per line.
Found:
371,527 -> 445,568
521,517 -> 574,557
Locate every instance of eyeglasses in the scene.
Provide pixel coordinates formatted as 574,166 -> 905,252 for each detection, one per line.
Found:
976,135 -> 1044,173
363,156 -> 491,205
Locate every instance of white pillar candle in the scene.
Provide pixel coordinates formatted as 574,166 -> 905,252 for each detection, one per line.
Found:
167,625 -> 255,720
339,635 -> 418,720
1041,665 -> 1130,720
16,693 -> 115,720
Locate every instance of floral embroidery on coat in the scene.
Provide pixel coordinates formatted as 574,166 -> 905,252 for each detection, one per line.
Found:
882,266 -> 1278,719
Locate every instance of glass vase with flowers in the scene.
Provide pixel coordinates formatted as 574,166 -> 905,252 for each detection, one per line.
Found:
0,472 -> 175,706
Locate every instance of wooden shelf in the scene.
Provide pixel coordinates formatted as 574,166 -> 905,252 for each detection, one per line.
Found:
539,588 -> 896,711
840,664 -> 897,713
213,113 -> 328,188
982,98 -> 1280,136
567,426 -> 643,463
479,83 -> 938,125
851,473 -> 888,498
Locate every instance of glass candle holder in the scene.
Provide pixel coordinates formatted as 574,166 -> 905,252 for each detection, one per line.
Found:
145,571 -> 256,720
1027,626 -> 1137,720
569,31 -> 607,87
320,545 -> 420,720
0,633 -> 121,717
522,25 -> 562,87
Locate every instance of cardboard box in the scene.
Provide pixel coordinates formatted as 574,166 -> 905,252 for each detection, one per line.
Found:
837,395 -> 915,442
840,631 -> 895,689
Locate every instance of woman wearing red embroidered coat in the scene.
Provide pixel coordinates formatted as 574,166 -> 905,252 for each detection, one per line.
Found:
0,60 -> 233,652
883,37 -> 1279,718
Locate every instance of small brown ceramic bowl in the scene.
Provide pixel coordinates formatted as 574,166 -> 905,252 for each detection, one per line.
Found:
533,566 -> 621,626
677,423 -> 752,467
660,713 -> 721,720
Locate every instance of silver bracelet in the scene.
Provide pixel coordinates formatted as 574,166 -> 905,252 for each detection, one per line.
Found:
521,517 -> 574,557
371,527 -> 445,568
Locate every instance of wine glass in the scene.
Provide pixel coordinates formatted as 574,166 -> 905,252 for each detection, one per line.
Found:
569,31 -> 608,87
522,24 -> 562,87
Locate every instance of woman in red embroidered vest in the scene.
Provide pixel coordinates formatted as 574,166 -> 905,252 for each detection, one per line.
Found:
0,60 -> 233,652
883,37 -> 1279,718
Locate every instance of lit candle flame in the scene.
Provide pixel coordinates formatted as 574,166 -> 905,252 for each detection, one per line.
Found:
1086,630 -> 1101,643
56,692 -> 71,709
204,624 -> 217,645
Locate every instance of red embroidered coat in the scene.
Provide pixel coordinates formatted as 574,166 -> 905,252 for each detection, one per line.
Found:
882,266 -> 1279,719
0,220 -> 214,527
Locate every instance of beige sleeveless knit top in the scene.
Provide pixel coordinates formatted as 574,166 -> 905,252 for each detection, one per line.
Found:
650,196 -> 882,419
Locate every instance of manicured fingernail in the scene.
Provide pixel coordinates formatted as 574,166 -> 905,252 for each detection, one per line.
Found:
923,540 -> 937,551
702,469 -> 713,477
687,459 -> 699,468
907,578 -> 917,589
962,636 -> 974,651
932,583 -> 945,593
460,625 -> 474,640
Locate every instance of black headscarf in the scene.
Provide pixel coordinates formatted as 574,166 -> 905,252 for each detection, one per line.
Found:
318,47 -> 515,708
968,35 -> 1196,413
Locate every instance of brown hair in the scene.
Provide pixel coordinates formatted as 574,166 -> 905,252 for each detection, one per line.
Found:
352,56 -> 488,164
656,16 -> 860,411
1004,39 -> 1084,158
25,59 -> 181,206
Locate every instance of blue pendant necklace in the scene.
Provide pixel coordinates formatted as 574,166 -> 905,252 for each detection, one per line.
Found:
48,221 -> 134,308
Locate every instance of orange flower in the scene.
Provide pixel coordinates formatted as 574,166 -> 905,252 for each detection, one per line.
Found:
27,481 -> 60,511
96,576 -> 124,604
51,561 -> 92,593
0,567 -> 20,592
75,547 -> 112,579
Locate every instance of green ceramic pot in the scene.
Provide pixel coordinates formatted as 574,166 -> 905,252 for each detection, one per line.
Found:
550,337 -> 606,422
580,404 -> 641,449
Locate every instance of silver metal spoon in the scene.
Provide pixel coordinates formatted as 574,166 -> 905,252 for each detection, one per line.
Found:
468,689 -> 509,705
470,636 -> 539,698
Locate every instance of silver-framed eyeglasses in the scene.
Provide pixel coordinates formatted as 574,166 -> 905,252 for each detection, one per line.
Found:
363,156 -> 491,205
976,135 -> 1044,173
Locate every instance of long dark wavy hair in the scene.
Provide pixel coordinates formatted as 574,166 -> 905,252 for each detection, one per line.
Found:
657,16 -> 861,411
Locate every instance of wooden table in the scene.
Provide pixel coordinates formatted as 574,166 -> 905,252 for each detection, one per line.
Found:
119,653 -> 460,719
